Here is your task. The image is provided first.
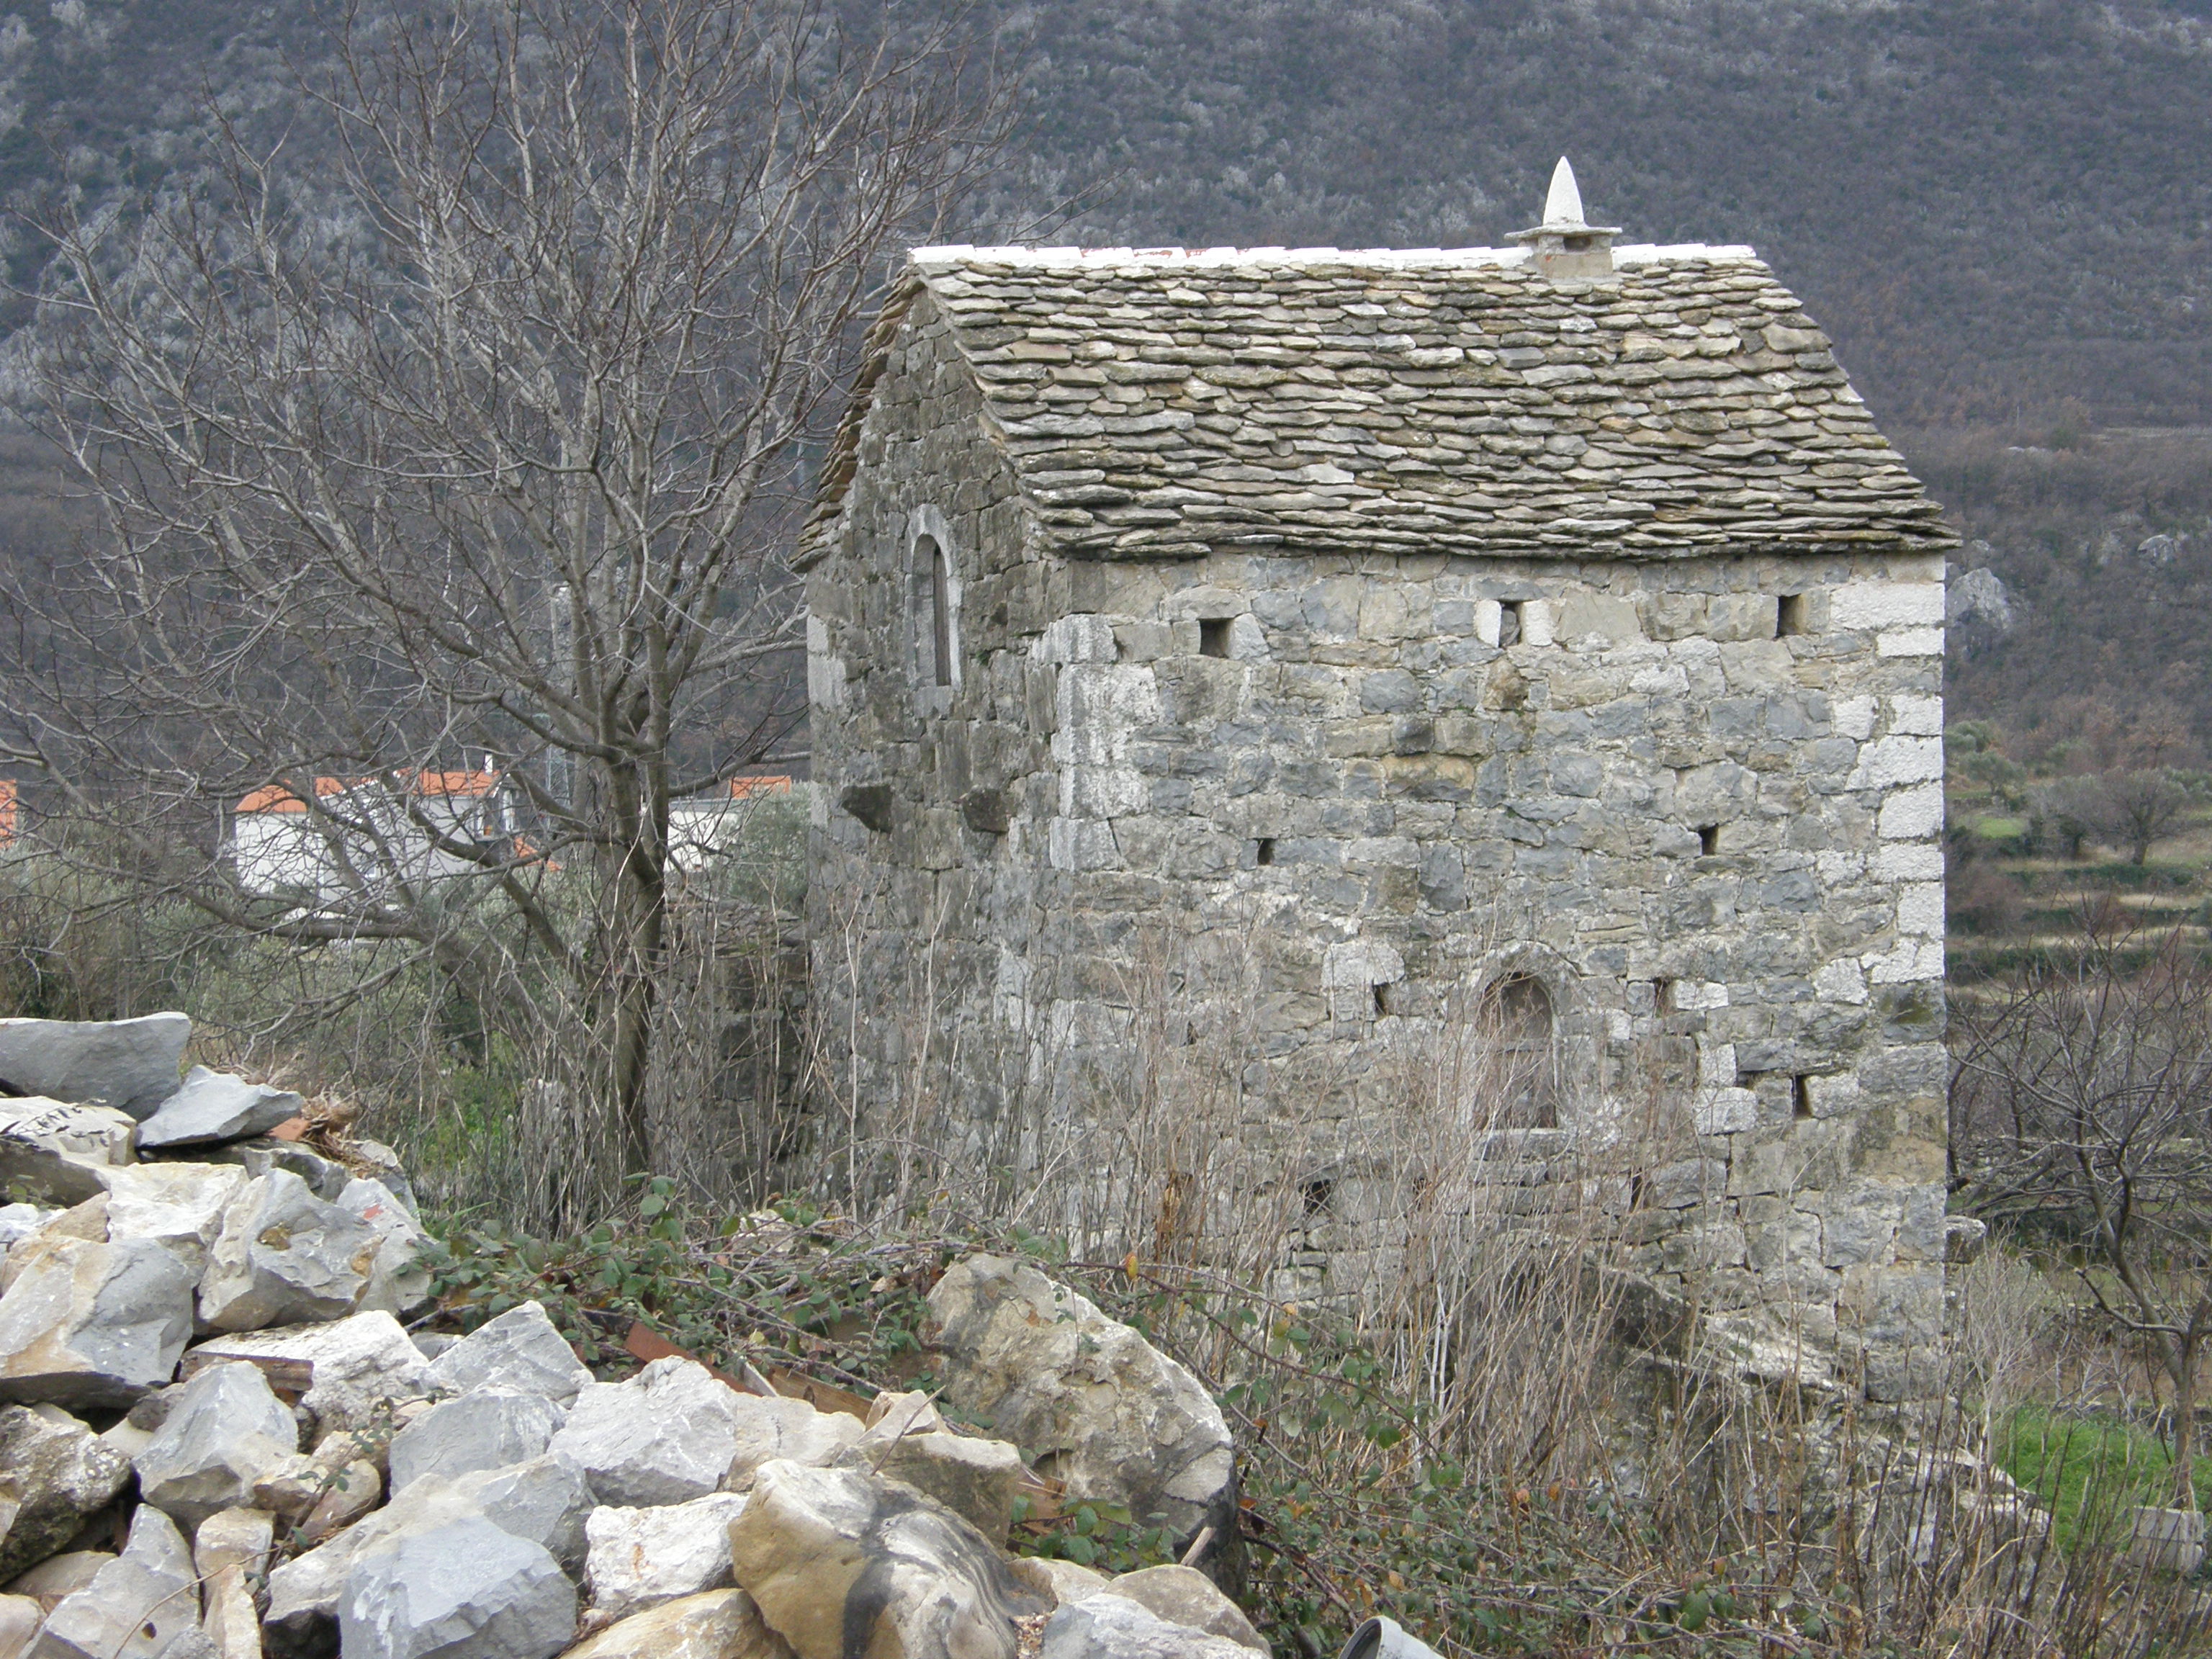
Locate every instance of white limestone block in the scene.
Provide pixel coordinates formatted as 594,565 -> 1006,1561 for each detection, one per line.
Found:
1060,766 -> 1148,819
1813,960 -> 1870,1007
1473,598 -> 1502,647
1803,1074 -> 1863,1120
1897,884 -> 1946,938
1850,737 -> 1943,789
1874,843 -> 1944,881
1832,696 -> 1877,739
1866,940 -> 1945,984
1829,582 -> 1943,631
1695,1088 -> 1758,1137
1519,598 -> 1556,647
1674,981 -> 1730,1011
1047,818 -> 1121,872
1878,784 -> 1946,840
1696,1042 -> 1737,1088
1037,614 -> 1119,665
1886,694 -> 1943,736
1877,627 -> 1945,657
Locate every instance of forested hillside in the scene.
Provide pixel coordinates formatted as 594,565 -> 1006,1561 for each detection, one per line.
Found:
0,0 -> 2204,738
0,1 -> 2208,428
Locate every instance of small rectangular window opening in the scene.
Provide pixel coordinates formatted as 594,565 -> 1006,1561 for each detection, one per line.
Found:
1696,824 -> 1719,856
1776,593 -> 1809,638
1497,600 -> 1524,647
1301,1177 -> 1335,1217
1792,1075 -> 1814,1119
1654,976 -> 1677,1014
1373,983 -> 1392,1017
1199,617 -> 1233,658
1254,837 -> 1276,866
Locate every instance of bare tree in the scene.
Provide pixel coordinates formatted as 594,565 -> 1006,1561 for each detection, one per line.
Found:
0,0 -> 1006,1224
1952,910 -> 2212,1504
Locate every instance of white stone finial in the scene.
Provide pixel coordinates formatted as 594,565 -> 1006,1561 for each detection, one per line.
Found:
1542,157 -> 1585,229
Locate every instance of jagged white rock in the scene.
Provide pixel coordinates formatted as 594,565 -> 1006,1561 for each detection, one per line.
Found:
582,1492 -> 747,1620
99,1164 -> 246,1277
0,1236 -> 196,1408
0,1101 -> 137,1207
185,1310 -> 432,1433
0,1014 -> 189,1119
196,1169 -> 377,1333
426,1301 -> 593,1405
133,1360 -> 299,1530
339,1511 -> 576,1659
550,1358 -> 745,1507
0,1404 -> 132,1581
29,1503 -> 200,1659
133,1067 -> 302,1151
389,1387 -> 566,1494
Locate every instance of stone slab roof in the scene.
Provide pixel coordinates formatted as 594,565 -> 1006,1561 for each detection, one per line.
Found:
801,243 -> 1956,564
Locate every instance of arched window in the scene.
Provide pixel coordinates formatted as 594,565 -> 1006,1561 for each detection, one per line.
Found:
928,538 -> 953,687
1481,974 -> 1557,1129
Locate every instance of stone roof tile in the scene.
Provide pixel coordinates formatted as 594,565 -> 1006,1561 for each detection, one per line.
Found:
799,245 -> 1956,564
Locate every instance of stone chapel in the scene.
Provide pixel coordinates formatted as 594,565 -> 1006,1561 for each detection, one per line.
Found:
801,164 -> 1956,1398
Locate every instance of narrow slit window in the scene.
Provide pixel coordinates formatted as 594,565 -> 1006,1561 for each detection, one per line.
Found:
1374,983 -> 1392,1017
1696,824 -> 1719,856
1654,976 -> 1677,1014
928,539 -> 953,687
1199,617 -> 1233,658
1776,593 -> 1810,638
1480,974 -> 1557,1129
1254,837 -> 1276,866
1497,600 -> 1524,647
1792,1075 -> 1814,1119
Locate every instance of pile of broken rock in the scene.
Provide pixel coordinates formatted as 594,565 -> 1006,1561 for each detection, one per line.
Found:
0,1014 -> 1264,1659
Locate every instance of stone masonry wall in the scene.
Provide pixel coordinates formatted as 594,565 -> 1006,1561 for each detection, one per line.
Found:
807,298 -> 1949,1401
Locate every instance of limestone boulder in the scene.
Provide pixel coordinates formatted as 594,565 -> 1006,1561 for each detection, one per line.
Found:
727,1391 -> 866,1491
193,1510 -> 271,1659
192,1508 -> 274,1581
99,1166 -> 246,1278
562,1590 -> 791,1659
728,1459 -> 1043,1659
27,1503 -> 199,1659
264,1452 -> 594,1642
339,1511 -> 576,1659
426,1302 -> 591,1405
133,1069 -> 302,1152
134,1359 -> 299,1529
0,1594 -> 36,1659
926,1256 -> 1236,1562
196,1170 -> 377,1333
338,1179 -> 432,1318
1039,1593 -> 1254,1659
0,1236 -> 196,1407
0,1405 -> 133,1582
1007,1557 -> 1108,1609
1,1553 -> 108,1613
551,1358 -> 744,1507
0,1207 -> 50,1254
1103,1568 -> 1267,1652
199,1141 -> 349,1202
186,1310 -> 431,1433
389,1388 -> 565,1494
0,1015 -> 189,1120
847,1431 -> 1025,1540
583,1493 -> 747,1621
301,1460 -> 383,1544
0,1102 -> 136,1208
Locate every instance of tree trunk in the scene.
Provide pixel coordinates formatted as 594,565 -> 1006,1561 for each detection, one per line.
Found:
2177,1335 -> 2201,1510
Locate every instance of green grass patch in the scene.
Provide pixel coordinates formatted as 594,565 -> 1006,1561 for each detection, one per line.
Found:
1996,1406 -> 2212,1549
1972,816 -> 2029,840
